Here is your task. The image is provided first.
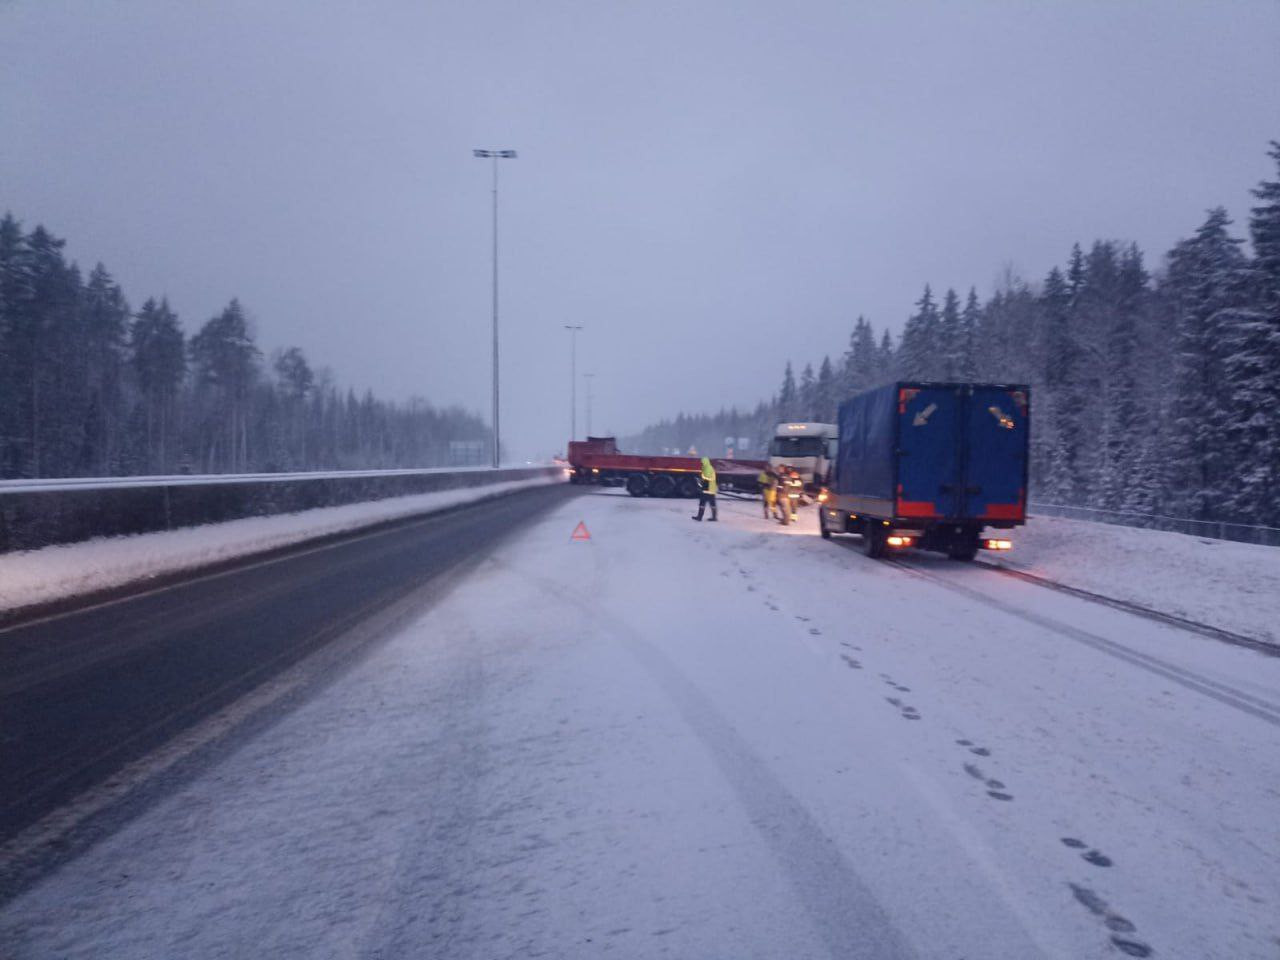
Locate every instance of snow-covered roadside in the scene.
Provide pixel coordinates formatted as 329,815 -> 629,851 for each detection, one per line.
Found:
0,474 -> 560,614
991,514 -> 1280,645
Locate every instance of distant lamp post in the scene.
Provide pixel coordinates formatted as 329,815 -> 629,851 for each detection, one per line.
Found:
563,324 -> 583,441
584,373 -> 596,438
472,148 -> 518,467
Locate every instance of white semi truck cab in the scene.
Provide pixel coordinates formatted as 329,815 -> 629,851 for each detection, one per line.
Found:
769,422 -> 838,491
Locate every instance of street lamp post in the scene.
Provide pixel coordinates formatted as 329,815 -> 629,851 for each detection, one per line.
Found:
472,148 -> 517,467
564,324 -> 583,441
584,373 -> 595,438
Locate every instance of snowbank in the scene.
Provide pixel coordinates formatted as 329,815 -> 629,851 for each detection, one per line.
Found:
0,475 -> 559,615
988,513 -> 1280,645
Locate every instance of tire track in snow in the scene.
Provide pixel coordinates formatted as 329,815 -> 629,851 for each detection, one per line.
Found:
973,560 -> 1278,657
884,560 -> 1280,728
515,565 -> 920,960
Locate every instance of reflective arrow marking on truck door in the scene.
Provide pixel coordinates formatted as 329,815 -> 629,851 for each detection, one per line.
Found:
987,405 -> 1015,429
912,402 -> 938,427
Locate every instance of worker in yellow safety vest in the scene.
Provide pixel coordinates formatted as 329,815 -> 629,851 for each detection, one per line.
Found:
758,467 -> 778,519
692,456 -> 718,522
777,467 -> 799,525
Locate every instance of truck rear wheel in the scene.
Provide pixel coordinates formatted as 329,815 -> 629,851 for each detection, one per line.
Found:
626,473 -> 649,497
948,530 -> 979,561
863,525 -> 887,559
818,509 -> 831,539
648,474 -> 676,498
677,475 -> 702,498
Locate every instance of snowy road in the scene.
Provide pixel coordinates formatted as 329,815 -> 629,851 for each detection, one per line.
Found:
3,489 -> 1278,958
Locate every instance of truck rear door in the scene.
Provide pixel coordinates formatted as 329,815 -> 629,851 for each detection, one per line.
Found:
962,386 -> 1028,521
895,386 -> 962,519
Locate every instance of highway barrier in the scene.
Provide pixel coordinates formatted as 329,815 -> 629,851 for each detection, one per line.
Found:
0,466 -> 561,553
1029,501 -> 1280,548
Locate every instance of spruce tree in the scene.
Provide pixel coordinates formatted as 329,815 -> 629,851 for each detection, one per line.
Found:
799,362 -> 817,419
814,355 -> 834,420
1222,143 -> 1280,525
939,288 -> 961,379
82,263 -> 129,474
777,361 -> 797,420
899,285 -> 939,379
131,298 -> 186,471
957,289 -> 979,380
877,329 -> 896,379
1161,208 -> 1248,520
190,299 -> 260,471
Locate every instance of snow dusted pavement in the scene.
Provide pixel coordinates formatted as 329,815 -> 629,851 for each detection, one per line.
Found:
3,489 -> 1279,958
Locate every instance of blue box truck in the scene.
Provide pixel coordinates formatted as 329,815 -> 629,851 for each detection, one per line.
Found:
819,382 -> 1030,560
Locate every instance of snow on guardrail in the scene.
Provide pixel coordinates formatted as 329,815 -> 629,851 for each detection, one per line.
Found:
0,465 -> 509,495
0,465 -> 561,553
0,473 -> 562,616
1029,501 -> 1280,547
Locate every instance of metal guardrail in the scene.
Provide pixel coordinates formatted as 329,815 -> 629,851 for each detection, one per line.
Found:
1029,501 -> 1280,547
0,466 -> 560,553
0,465 -> 497,494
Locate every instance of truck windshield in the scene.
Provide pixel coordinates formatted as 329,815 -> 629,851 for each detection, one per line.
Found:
770,436 -> 825,458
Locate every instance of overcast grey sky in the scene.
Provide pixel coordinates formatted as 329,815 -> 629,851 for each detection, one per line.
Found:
3,1 -> 1278,460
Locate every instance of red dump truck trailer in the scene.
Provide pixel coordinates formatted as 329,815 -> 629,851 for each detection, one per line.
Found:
567,437 -> 767,498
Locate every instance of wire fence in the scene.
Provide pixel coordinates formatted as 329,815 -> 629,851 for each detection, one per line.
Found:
1028,501 -> 1280,548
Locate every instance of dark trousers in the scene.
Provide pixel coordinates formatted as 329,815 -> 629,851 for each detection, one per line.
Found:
694,493 -> 717,520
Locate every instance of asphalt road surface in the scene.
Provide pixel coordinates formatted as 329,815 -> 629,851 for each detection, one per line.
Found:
0,483 -> 576,872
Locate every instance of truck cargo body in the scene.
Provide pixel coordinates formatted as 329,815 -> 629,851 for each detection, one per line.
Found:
567,437 -> 766,498
820,382 -> 1030,559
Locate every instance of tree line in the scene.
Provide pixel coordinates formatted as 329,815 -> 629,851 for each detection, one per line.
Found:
628,141 -> 1280,527
0,216 -> 491,478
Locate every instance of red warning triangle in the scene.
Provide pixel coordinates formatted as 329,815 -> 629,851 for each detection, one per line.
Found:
570,521 -> 591,541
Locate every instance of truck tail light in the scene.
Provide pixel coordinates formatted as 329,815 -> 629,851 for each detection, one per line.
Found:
886,535 -> 913,547
983,538 -> 1012,551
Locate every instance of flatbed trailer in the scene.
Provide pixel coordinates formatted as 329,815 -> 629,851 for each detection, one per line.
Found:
567,437 -> 766,498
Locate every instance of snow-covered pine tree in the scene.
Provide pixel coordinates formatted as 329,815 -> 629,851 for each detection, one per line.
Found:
877,329 -> 896,380
1095,244 -> 1148,509
840,316 -> 878,396
899,285 -> 939,379
815,355 -> 836,422
82,263 -> 129,475
957,288 -> 979,380
1222,143 -> 1280,525
938,288 -> 961,379
130,298 -> 187,472
777,361 -> 797,420
1161,208 -> 1249,520
799,362 -> 817,420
